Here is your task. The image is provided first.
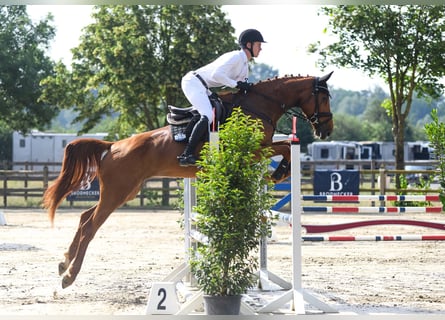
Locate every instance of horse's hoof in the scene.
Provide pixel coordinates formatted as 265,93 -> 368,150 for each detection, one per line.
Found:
62,275 -> 74,289
271,158 -> 290,181
58,262 -> 67,275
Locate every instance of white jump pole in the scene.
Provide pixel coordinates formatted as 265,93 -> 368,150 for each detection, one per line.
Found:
0,211 -> 6,226
258,117 -> 337,314
290,123 -> 305,313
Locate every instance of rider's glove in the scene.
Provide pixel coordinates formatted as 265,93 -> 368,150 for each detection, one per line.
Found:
236,81 -> 253,94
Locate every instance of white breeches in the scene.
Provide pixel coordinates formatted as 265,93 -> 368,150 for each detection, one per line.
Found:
181,72 -> 213,124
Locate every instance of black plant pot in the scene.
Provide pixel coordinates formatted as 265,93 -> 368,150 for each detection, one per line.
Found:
203,295 -> 242,315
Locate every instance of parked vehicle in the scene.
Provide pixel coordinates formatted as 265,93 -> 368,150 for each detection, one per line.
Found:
307,140 -> 435,171
358,141 -> 395,169
306,141 -> 361,170
12,130 -> 108,171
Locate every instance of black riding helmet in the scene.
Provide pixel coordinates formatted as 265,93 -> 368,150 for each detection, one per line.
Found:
238,29 -> 266,57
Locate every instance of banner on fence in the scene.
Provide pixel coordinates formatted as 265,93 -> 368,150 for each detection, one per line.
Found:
67,178 -> 100,201
313,170 -> 359,195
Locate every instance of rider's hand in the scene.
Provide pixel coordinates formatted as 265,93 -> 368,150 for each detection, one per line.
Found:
236,81 -> 253,94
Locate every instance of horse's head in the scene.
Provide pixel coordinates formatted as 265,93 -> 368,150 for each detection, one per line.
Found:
283,72 -> 334,139
220,72 -> 334,140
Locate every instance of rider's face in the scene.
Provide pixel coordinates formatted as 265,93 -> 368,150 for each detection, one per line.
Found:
246,41 -> 262,58
251,41 -> 262,57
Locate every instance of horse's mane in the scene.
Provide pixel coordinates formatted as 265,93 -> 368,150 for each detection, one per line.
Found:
253,74 -> 311,88
219,74 -> 311,99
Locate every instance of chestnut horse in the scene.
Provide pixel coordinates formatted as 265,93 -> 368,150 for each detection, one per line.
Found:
43,72 -> 333,288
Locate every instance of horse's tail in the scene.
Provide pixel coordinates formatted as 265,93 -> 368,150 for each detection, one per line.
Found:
42,138 -> 113,225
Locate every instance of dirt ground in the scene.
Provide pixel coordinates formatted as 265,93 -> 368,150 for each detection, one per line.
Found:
1,208 -> 445,315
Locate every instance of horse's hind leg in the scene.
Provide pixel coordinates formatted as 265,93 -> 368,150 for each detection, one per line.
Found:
61,183 -> 142,288
61,205 -> 113,288
58,206 -> 96,275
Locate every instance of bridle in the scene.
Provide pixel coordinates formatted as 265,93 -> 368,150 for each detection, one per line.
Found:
286,76 -> 332,128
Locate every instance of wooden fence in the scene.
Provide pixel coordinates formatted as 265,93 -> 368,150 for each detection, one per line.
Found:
0,161 -> 441,208
0,165 -> 182,208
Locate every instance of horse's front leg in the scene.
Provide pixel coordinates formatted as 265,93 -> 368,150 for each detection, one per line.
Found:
59,206 -> 96,276
269,140 -> 291,183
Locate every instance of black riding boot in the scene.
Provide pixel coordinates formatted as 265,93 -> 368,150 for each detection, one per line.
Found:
178,115 -> 209,167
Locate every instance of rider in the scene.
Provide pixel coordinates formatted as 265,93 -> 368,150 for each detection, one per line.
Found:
177,29 -> 266,167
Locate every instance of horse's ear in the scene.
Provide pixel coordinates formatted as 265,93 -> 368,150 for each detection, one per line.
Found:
320,71 -> 334,82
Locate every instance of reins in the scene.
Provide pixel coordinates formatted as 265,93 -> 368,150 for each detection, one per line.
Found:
239,104 -> 277,132
236,76 -> 332,134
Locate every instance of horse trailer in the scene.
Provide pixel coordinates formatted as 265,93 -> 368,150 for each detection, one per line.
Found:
12,131 -> 108,171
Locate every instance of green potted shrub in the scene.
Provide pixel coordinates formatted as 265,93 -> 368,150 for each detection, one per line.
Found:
190,108 -> 275,315
424,108 -> 445,210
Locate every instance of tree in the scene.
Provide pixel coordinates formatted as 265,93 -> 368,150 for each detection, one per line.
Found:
362,92 -> 395,141
0,5 -> 57,134
329,114 -> 369,141
424,108 -> 445,209
310,5 -> 445,187
40,5 -> 237,137
0,127 -> 12,167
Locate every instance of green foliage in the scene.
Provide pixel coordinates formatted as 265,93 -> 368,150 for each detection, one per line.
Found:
315,6 -> 445,97
0,5 -> 57,134
329,114 -> 368,141
190,108 -> 274,296
424,108 -> 445,210
395,174 -> 431,207
138,189 -> 161,207
40,5 -> 237,137
410,96 -> 445,128
276,115 -> 314,152
328,87 -> 442,141
311,5 -> 445,185
0,127 -> 12,167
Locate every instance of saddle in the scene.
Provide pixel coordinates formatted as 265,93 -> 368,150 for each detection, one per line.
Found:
167,106 -> 199,125
167,94 -> 230,142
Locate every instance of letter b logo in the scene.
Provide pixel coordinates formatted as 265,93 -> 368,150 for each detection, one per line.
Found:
329,172 -> 343,191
